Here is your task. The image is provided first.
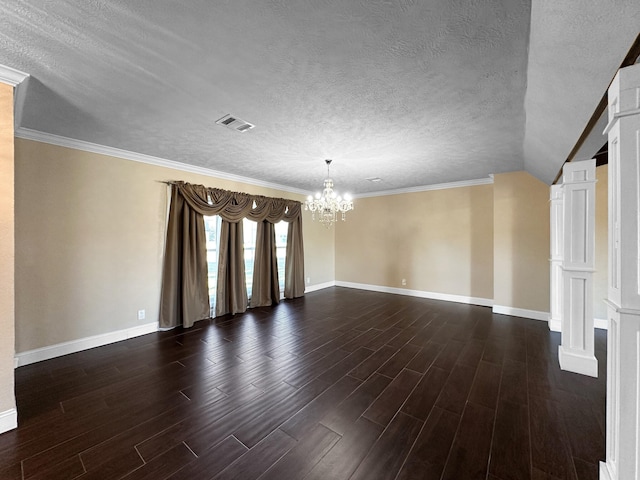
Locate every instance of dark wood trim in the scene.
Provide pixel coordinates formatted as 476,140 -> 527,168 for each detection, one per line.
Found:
552,32 -> 640,185
595,142 -> 608,167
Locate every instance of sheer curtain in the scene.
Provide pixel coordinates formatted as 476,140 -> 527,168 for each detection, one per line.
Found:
159,182 -> 304,328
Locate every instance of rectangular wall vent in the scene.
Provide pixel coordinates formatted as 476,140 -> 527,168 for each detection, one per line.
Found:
216,114 -> 255,133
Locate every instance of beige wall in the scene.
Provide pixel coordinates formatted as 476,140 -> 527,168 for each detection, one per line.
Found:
0,84 -> 16,416
14,139 -> 334,353
493,171 -> 550,312
594,164 -> 608,320
335,184 -> 494,301
14,137 -> 562,356
303,216 -> 335,287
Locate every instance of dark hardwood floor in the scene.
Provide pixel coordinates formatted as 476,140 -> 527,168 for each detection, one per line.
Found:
2,287 -> 607,479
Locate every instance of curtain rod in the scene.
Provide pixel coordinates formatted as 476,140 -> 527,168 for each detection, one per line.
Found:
159,180 -> 302,205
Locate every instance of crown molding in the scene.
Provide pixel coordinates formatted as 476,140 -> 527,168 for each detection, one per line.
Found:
353,176 -> 494,198
0,64 -> 29,86
14,127 -> 495,199
14,128 -> 311,196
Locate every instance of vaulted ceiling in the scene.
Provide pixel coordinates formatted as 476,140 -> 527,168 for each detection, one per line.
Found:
1,1 -> 638,194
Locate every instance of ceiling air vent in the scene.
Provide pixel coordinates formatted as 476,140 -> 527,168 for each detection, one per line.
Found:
216,114 -> 255,133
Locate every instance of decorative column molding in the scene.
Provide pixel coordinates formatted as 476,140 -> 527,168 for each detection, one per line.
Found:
600,63 -> 640,480
549,184 -> 564,332
558,159 -> 598,377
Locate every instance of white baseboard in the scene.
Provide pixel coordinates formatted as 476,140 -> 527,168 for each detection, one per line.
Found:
559,345 -> 598,377
548,317 -> 562,332
311,283 -> 603,332
547,317 -> 607,331
0,408 -> 17,434
334,281 -> 493,307
305,281 -> 336,293
492,305 -> 549,322
599,461 -> 614,480
15,322 -> 158,367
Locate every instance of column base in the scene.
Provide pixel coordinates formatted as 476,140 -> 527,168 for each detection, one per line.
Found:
558,345 -> 598,377
548,316 -> 561,332
599,461 -> 614,480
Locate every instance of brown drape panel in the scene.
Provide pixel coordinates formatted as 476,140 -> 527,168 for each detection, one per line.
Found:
215,220 -> 248,317
250,221 -> 280,307
285,216 -> 305,298
160,181 -> 305,328
159,187 -> 210,328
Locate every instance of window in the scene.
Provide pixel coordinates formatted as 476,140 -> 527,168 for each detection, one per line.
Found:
204,216 -> 288,316
243,218 -> 257,299
204,216 -> 221,317
274,221 -> 288,292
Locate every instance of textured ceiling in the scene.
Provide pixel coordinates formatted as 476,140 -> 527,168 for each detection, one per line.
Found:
0,1 -> 638,194
524,1 -> 640,184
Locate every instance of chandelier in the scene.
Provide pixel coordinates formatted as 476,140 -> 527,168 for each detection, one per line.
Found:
305,159 -> 354,227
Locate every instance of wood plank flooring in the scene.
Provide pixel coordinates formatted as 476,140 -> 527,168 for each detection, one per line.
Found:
2,287 -> 607,479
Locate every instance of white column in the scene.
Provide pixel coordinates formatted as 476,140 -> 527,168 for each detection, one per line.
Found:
549,184 -> 563,332
558,159 -> 598,377
600,63 -> 640,480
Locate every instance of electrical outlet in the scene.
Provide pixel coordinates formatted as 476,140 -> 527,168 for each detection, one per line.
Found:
401,278 -> 407,286
137,309 -> 145,320
307,277 -> 311,284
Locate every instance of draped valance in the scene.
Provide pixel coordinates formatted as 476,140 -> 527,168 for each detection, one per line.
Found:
170,181 -> 302,223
